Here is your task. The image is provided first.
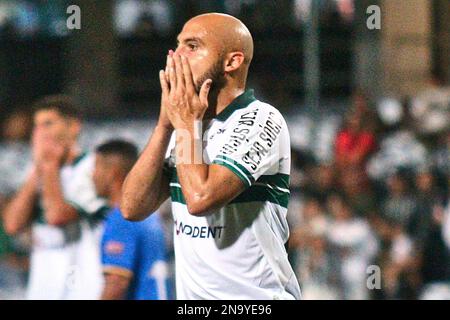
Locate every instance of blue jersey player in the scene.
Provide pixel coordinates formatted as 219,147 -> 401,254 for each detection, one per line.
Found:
93,140 -> 171,300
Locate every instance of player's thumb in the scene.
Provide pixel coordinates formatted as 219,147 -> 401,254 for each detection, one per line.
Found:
199,79 -> 212,107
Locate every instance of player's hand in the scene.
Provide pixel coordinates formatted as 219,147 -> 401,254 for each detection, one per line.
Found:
163,52 -> 212,130
32,128 -> 65,170
157,51 -> 174,131
42,140 -> 65,169
32,127 -> 46,165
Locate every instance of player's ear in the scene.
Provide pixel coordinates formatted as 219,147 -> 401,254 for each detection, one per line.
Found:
224,52 -> 245,73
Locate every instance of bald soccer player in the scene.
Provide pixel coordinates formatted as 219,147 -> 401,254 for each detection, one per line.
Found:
121,13 -> 301,300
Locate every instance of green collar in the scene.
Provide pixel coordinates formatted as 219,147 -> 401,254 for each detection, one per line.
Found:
71,152 -> 87,167
215,89 -> 256,122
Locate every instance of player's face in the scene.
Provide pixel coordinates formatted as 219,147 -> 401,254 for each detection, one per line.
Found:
175,20 -> 226,92
33,109 -> 77,147
93,154 -> 111,198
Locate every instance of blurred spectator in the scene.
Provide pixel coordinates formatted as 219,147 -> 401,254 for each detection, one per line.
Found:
411,74 -> 450,136
381,170 -> 418,229
290,197 -> 337,299
325,193 -> 378,300
444,201 -> 450,251
409,169 -> 445,247
0,109 -> 33,197
307,163 -> 336,203
382,218 -> 418,299
334,93 -> 378,217
1,109 -> 32,143
339,167 -> 376,218
334,110 -> 376,172
0,109 -> 33,299
368,98 -> 428,180
419,202 -> 450,300
432,130 -> 450,187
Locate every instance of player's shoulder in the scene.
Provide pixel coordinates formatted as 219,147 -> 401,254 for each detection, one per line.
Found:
66,151 -> 94,172
233,96 -> 286,128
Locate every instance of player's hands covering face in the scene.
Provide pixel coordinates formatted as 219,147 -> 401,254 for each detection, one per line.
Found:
32,127 -> 65,170
159,50 -> 212,130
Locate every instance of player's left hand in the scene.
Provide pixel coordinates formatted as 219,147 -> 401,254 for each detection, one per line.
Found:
38,137 -> 66,170
163,52 -> 212,130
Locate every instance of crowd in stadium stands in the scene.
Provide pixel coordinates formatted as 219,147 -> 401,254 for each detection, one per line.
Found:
287,82 -> 450,300
0,82 -> 449,299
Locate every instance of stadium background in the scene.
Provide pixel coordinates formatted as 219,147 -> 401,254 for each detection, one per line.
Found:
0,0 -> 449,299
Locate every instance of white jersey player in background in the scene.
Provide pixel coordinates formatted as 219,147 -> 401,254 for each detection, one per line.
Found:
122,13 -> 301,300
3,95 -> 108,299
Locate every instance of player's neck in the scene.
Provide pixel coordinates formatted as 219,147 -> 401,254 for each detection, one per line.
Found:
109,183 -> 122,208
64,144 -> 82,165
209,86 -> 246,118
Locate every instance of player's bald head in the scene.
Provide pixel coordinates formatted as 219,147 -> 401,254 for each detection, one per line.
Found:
183,13 -> 254,66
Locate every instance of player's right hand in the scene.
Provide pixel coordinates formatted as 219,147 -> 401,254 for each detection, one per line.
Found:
32,127 -> 65,169
31,127 -> 45,165
157,50 -> 174,131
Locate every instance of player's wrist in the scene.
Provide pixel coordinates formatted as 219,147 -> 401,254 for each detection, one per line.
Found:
155,121 -> 174,134
39,161 -> 61,173
173,119 -> 202,133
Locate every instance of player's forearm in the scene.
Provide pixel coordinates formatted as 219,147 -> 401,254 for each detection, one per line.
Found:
121,124 -> 173,220
2,172 -> 39,235
40,164 -> 78,226
175,127 -> 214,215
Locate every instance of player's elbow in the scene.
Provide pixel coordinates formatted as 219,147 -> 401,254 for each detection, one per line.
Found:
185,194 -> 215,217
45,205 -> 79,226
3,220 -> 22,236
120,191 -> 156,221
46,214 -> 73,227
120,204 -> 149,222
186,204 -> 209,216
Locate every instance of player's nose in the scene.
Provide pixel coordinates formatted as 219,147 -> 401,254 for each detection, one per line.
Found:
174,46 -> 187,57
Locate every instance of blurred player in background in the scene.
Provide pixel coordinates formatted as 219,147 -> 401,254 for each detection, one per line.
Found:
2,95 -> 108,299
122,13 -> 301,299
93,140 -> 170,300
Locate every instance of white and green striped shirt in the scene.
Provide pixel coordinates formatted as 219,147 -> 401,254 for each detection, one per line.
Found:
28,153 -> 108,300
165,89 -> 301,300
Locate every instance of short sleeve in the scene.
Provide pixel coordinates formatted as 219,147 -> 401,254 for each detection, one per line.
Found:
101,209 -> 138,276
212,106 -> 287,187
162,132 -> 176,177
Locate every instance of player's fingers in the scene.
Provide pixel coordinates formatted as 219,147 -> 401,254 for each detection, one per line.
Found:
159,70 -> 169,96
173,53 -> 185,95
181,55 -> 195,95
199,79 -> 212,107
165,53 -> 171,85
32,127 -> 44,145
168,54 -> 177,93
165,50 -> 173,84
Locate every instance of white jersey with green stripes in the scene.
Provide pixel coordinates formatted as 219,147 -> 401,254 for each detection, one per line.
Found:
165,89 -> 301,300
27,152 -> 108,300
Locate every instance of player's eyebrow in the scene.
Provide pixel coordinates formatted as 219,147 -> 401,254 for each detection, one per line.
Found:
176,36 -> 204,46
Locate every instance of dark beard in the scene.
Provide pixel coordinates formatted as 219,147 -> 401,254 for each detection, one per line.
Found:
194,59 -> 225,94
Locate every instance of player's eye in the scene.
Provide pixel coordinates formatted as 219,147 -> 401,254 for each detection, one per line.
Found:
187,43 -> 198,51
